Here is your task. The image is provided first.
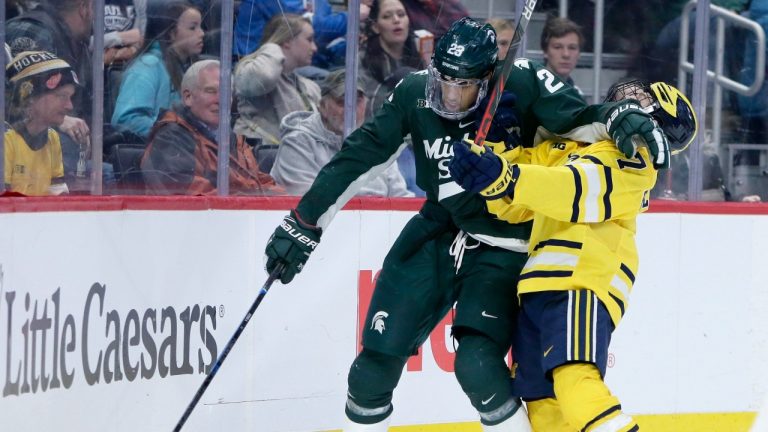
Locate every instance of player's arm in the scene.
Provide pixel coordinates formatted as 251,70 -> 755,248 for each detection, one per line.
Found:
265,73 -> 412,284
296,73 -> 413,229
450,140 -> 656,223
508,60 -> 669,167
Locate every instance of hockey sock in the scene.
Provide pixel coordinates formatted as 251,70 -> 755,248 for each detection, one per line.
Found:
553,363 -> 638,432
454,332 -> 516,423
526,397 -> 571,432
345,348 -> 407,424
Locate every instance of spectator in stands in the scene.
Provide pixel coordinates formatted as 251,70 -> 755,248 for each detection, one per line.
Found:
234,0 -> 369,68
6,0 -> 95,182
233,14 -> 321,147
104,0 -> 146,66
486,18 -> 515,61
541,15 -> 585,99
140,60 -> 281,195
400,0 -> 469,41
111,0 -> 204,139
360,0 -> 425,113
272,69 -> 413,197
3,51 -> 77,196
312,0 -> 373,70
233,0 -> 305,59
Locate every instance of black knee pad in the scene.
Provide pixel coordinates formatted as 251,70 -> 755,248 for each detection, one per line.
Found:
454,331 -> 513,413
346,348 -> 407,422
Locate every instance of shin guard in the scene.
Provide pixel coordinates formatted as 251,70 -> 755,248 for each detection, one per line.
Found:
346,349 -> 406,425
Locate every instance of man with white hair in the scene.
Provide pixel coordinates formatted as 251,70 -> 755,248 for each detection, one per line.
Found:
140,59 -> 281,196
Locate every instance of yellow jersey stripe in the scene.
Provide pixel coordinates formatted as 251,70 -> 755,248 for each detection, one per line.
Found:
524,251 -> 579,269
610,274 -> 631,300
579,163 -> 603,222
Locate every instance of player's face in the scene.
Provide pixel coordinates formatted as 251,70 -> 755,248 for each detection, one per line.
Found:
283,22 -> 317,68
439,76 -> 482,113
496,28 -> 514,61
32,84 -> 75,127
610,83 -> 654,108
426,64 -> 489,120
372,0 -> 410,46
171,8 -> 205,59
184,66 -> 220,129
544,32 -> 580,78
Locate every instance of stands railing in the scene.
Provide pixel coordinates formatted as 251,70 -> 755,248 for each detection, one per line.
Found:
678,0 -> 765,156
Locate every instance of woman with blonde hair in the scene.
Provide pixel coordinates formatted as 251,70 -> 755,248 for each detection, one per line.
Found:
234,13 -> 321,146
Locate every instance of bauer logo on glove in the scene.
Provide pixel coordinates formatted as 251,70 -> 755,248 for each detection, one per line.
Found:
280,216 -> 320,250
449,138 -> 520,200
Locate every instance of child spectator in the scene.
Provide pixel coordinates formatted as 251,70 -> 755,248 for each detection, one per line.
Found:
141,60 -> 281,195
272,69 -> 412,197
233,13 -> 321,147
111,0 -> 204,139
4,51 -> 78,196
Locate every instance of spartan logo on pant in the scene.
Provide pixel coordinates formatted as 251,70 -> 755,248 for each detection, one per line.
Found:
371,311 -> 389,334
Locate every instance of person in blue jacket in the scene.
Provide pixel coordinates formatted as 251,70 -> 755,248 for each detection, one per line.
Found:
234,0 -> 370,70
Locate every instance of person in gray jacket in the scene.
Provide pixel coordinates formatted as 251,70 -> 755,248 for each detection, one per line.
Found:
271,69 -> 413,197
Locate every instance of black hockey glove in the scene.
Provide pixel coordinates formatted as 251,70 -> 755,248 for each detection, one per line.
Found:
473,90 -> 521,148
606,99 -> 671,169
264,210 -> 322,284
449,139 -> 519,200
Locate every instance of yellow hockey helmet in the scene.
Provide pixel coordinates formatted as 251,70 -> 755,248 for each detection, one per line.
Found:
648,82 -> 698,154
605,79 -> 698,154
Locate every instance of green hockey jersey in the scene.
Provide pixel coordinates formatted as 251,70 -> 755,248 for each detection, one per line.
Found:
296,58 -> 617,251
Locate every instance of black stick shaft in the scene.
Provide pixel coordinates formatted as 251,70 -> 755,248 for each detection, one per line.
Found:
475,0 -> 538,147
173,264 -> 284,431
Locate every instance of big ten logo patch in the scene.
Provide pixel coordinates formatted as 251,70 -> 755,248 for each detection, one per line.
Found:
357,270 -> 512,373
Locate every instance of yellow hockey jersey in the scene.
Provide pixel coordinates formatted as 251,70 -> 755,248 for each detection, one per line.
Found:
487,140 -> 657,325
3,128 -> 66,196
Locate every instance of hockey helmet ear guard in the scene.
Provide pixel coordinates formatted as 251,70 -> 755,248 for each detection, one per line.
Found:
427,17 -> 498,120
605,79 -> 698,154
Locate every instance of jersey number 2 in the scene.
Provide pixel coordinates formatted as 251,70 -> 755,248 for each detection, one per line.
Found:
536,69 -> 564,93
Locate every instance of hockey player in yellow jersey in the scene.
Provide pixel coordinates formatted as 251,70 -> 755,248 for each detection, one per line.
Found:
448,80 -> 698,432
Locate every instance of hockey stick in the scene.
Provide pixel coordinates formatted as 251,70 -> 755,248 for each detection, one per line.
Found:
173,262 -> 285,431
474,0 -> 538,147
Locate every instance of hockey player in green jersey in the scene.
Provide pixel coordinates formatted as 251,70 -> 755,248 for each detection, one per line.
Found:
448,80 -> 698,432
264,17 -> 669,431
